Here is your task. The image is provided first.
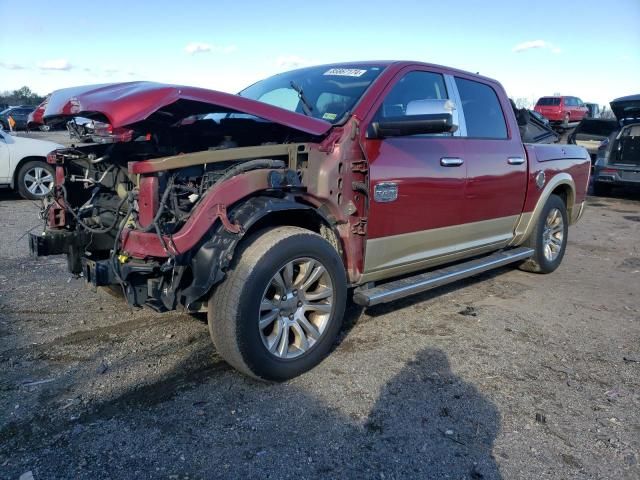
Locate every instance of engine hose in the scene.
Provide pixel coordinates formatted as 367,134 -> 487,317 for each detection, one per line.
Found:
138,175 -> 175,233
214,159 -> 285,186
59,184 -> 128,234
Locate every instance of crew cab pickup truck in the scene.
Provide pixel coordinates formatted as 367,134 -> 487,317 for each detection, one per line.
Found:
30,62 -> 590,380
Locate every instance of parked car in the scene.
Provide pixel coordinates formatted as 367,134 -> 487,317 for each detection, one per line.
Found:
0,106 -> 36,131
592,94 -> 640,196
568,118 -> 619,165
534,96 -> 589,127
30,62 -> 590,380
0,126 -> 63,199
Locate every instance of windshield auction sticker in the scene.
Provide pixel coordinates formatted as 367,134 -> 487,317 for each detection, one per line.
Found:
323,68 -> 367,77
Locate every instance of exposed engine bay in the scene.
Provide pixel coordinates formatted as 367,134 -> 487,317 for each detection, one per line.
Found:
34,115 -> 317,311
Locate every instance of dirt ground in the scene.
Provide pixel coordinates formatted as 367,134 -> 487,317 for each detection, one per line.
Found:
0,140 -> 639,479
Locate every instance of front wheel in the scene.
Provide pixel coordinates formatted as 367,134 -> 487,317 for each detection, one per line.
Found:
519,194 -> 568,273
208,226 -> 347,381
16,160 -> 55,200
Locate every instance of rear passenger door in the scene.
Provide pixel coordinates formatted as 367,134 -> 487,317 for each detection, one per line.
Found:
454,76 -> 528,238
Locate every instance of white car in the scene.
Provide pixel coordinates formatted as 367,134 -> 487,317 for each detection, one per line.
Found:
0,127 -> 63,200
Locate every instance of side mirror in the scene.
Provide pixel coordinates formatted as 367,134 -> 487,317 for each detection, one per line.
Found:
370,99 -> 458,138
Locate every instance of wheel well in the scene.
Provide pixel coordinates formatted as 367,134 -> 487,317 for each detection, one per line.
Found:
551,184 -> 570,206
242,209 -> 342,254
550,183 -> 576,219
12,156 -> 48,188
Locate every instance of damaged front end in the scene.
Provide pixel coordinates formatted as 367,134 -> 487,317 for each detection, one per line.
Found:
30,81 -> 338,312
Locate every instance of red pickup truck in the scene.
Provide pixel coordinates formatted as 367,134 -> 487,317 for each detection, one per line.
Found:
30,62 -> 590,380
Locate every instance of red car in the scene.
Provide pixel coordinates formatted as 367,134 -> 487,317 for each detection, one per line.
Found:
534,96 -> 589,126
30,62 -> 590,380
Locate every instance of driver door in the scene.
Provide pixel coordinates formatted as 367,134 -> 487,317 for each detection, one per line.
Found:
361,68 -> 472,279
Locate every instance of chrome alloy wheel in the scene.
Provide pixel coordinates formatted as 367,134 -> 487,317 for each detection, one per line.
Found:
259,257 -> 334,359
542,207 -> 564,262
23,166 -> 54,197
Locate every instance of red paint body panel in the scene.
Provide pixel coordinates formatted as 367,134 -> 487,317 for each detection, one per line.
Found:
522,145 -> 590,213
364,137 -> 466,237
42,82 -> 332,135
358,63 -> 528,239
138,176 -> 159,228
27,97 -> 48,127
121,169 -> 270,258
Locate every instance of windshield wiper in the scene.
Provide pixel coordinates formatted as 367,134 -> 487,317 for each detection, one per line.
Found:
290,81 -> 313,116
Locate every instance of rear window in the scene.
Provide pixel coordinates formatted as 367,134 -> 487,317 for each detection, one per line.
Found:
455,77 -> 507,139
537,97 -> 561,106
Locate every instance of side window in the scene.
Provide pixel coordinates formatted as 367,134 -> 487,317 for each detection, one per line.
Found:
377,71 -> 448,119
566,97 -> 575,106
455,77 -> 507,139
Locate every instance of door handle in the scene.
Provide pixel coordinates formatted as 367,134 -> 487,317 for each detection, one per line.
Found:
440,157 -> 464,167
507,157 -> 525,165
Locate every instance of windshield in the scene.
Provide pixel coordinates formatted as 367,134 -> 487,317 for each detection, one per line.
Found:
537,97 -> 561,106
239,65 -> 385,124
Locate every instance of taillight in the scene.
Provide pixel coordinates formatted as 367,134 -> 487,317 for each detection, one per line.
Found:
601,168 -> 618,174
46,150 -> 58,164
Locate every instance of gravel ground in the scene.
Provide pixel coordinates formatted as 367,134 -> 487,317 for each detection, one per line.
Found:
1,182 -> 639,478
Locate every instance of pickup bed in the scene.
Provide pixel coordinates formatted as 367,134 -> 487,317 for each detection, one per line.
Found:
30,61 -> 590,380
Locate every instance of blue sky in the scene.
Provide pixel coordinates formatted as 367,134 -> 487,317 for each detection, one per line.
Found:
1,0 -> 638,106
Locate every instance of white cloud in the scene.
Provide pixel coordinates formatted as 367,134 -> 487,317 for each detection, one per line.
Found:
275,55 -> 313,69
38,59 -> 73,71
512,40 -> 561,54
0,62 -> 26,70
184,42 -> 237,55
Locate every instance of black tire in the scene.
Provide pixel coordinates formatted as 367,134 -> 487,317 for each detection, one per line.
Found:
519,194 -> 568,274
593,182 -> 612,197
208,226 -> 347,381
16,160 -> 55,200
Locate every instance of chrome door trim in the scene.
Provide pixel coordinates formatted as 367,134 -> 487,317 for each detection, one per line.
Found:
444,74 -> 467,137
507,157 -> 525,165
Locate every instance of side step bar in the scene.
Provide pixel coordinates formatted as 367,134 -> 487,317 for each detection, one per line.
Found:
353,247 -> 534,307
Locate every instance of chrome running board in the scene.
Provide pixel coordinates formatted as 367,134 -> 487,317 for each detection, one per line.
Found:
353,247 -> 534,307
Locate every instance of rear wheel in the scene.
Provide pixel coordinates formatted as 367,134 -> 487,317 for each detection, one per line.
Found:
208,226 -> 347,381
519,194 -> 568,273
16,160 -> 54,200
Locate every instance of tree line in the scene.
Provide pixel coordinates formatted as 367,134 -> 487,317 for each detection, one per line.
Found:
0,86 -> 46,108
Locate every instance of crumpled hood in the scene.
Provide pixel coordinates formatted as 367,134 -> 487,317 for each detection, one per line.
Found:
42,81 -> 332,136
610,94 -> 640,121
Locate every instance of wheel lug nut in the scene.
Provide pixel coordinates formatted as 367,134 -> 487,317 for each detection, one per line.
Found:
297,301 -> 302,307
289,314 -> 294,320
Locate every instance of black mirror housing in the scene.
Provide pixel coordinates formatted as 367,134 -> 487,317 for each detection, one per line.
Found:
371,113 -> 455,138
